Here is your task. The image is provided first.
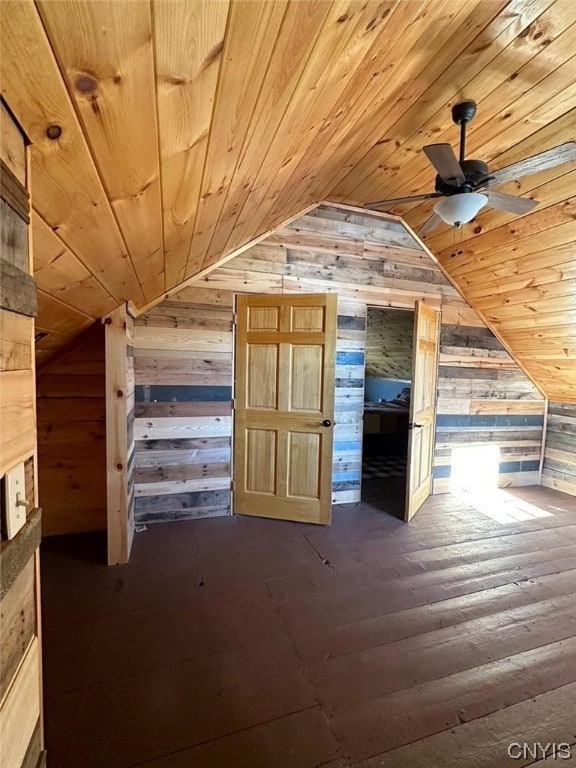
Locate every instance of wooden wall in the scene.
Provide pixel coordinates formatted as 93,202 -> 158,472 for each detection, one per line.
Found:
541,402 -> 576,497
133,297 -> 233,524
333,301 -> 366,504
126,319 -> 135,537
132,205 -> 546,521
0,100 -> 45,768
36,323 -> 106,536
433,320 -> 546,494
365,308 -> 413,381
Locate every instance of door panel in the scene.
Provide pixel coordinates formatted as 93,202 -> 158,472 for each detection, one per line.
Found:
234,294 -> 337,524
247,345 -> 278,408
287,431 -> 321,498
290,345 -> 323,411
405,301 -> 440,521
246,429 -> 276,493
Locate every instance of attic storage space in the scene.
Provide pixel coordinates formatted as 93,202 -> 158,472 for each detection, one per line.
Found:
362,308 -> 413,512
2,0 -> 576,765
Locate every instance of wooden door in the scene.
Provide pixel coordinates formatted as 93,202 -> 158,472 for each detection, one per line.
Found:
234,294 -> 337,524
405,301 -> 440,521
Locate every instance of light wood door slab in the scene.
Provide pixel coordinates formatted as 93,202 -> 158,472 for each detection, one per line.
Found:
405,301 -> 440,521
234,294 -> 337,524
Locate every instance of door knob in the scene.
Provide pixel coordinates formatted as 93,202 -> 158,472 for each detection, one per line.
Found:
320,419 -> 332,427
408,423 -> 423,429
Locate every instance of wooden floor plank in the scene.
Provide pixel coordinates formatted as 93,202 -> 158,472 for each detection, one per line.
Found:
40,485 -> 576,768
333,635 -> 576,762
355,680 -> 576,768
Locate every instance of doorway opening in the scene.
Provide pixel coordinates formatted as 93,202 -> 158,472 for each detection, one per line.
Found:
361,307 -> 414,516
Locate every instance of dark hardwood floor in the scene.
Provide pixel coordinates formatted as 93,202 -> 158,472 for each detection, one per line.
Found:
41,486 -> 576,767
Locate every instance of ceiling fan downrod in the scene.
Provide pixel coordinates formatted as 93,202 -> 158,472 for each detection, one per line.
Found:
452,100 -> 477,163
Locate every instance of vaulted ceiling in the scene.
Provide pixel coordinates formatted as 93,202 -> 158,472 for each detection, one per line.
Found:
1,0 -> 575,399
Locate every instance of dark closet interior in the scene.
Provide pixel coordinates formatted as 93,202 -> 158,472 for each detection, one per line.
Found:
361,307 -> 414,513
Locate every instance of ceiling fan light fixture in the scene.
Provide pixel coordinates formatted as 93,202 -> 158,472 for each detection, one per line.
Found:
433,192 -> 488,227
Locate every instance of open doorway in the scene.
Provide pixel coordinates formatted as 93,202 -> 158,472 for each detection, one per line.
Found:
361,307 -> 414,516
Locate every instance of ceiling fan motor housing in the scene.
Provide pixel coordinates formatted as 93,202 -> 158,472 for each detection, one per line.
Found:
435,159 -> 489,196
451,100 -> 477,125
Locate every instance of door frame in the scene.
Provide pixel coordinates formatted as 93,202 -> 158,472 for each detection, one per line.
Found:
362,301 -> 441,518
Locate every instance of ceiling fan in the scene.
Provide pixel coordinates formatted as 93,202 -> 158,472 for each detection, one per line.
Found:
364,100 -> 576,234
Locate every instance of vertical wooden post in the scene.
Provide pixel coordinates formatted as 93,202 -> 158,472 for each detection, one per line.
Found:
538,398 -> 549,486
104,305 -> 134,565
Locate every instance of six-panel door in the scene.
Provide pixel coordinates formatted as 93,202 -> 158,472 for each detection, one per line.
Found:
234,294 -> 337,524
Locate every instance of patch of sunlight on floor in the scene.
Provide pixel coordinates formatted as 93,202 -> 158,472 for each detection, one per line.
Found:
452,487 -> 554,525
449,444 -> 553,525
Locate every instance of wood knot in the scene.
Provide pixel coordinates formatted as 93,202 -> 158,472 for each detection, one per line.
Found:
46,124 -> 62,140
117,389 -> 124,398
116,463 -> 123,471
75,73 -> 98,93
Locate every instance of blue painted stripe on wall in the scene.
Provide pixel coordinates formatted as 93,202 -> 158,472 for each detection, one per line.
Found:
135,385 -> 232,403
433,465 -> 452,479
336,351 -> 365,365
333,441 -> 363,451
332,471 -> 361,482
500,460 -> 541,473
436,414 -> 544,428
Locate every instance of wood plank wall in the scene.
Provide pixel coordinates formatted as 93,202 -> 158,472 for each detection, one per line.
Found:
365,308 -> 413,380
36,323 -> 106,536
541,402 -> 576,497
0,99 -> 45,768
126,316 -> 135,536
434,321 -> 545,494
133,298 -> 234,524
133,205 -> 546,520
333,301 -> 366,504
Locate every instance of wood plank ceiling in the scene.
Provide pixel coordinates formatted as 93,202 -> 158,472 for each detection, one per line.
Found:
1,0 -> 575,400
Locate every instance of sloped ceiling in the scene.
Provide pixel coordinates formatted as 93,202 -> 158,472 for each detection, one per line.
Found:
1,0 -> 575,399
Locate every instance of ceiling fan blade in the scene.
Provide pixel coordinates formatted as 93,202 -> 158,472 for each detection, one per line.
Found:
423,144 -> 465,185
485,191 -> 539,215
364,193 -> 440,209
419,212 -> 442,234
488,142 -> 576,186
